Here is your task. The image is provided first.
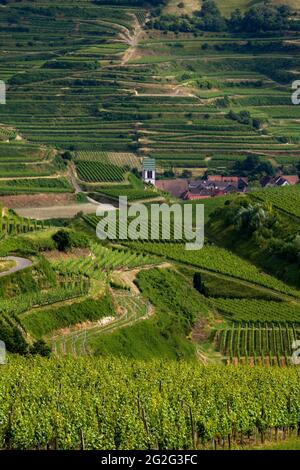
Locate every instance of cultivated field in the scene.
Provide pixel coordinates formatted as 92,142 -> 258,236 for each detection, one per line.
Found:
0,0 -> 299,180
15,203 -> 99,220
1,0 -> 300,451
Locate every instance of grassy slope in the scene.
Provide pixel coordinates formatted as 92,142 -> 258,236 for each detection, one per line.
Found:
217,0 -> 300,16
128,241 -> 300,297
164,0 -> 201,15
21,295 -> 114,338
93,268 -> 212,360
258,438 -> 300,450
207,200 -> 300,288
164,0 -> 300,17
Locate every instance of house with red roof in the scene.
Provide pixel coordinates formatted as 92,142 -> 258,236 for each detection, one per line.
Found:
260,175 -> 299,188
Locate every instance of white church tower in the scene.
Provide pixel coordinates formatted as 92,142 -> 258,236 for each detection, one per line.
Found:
142,157 -> 156,186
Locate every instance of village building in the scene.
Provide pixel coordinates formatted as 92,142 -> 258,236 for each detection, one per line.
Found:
260,175 -> 299,188
156,176 -> 249,201
155,179 -> 189,198
182,177 -> 248,201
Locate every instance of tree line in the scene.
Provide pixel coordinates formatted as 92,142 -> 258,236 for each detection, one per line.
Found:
148,1 -> 296,34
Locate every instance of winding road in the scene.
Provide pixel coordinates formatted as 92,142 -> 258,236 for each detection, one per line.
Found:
0,256 -> 33,277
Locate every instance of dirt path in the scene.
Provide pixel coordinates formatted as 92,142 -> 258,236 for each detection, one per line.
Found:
51,295 -> 153,356
67,162 -> 82,193
51,262 -> 171,355
0,256 -> 32,277
132,83 -> 197,98
120,14 -> 144,66
113,262 -> 173,294
0,174 -> 64,181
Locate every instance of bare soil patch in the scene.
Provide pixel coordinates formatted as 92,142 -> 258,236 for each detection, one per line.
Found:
0,193 -> 76,209
44,248 -> 91,261
113,262 -> 172,294
15,203 -> 98,220
120,14 -> 144,66
52,316 -> 116,337
191,317 -> 209,342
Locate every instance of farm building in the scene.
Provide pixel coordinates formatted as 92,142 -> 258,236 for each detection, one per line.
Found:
260,175 -> 299,187
155,179 -> 189,198
206,175 -> 249,191
156,176 -> 249,200
182,177 -> 248,200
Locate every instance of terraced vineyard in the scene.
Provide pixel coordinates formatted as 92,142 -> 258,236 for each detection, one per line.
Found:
252,186 -> 300,218
2,0 -> 300,454
0,125 -> 17,141
213,298 -> 300,323
0,1 -> 146,151
216,323 -> 300,366
127,242 -> 300,298
0,0 -> 299,177
1,0 -> 299,368
0,211 -> 46,235
94,187 -> 159,201
52,290 -> 149,356
0,138 -> 63,182
76,161 -> 126,182
2,282 -> 89,318
83,212 -> 196,241
0,142 -> 51,163
0,177 -> 73,194
76,151 -> 141,169
0,163 -> 56,178
52,243 -> 159,278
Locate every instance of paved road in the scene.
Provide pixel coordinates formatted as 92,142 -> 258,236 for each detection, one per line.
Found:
0,256 -> 32,277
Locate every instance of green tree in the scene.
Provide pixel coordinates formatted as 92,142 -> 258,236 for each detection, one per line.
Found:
196,0 -> 227,32
30,339 -> 51,357
242,2 -> 291,33
234,203 -> 271,233
61,151 -> 72,161
52,230 -> 72,252
181,170 -> 192,179
228,8 -> 243,32
232,155 -> 274,180
193,272 -> 208,296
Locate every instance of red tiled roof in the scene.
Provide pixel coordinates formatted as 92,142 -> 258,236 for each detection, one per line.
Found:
280,175 -> 299,185
156,179 -> 189,198
207,175 -> 224,182
183,192 -> 211,200
222,177 -> 240,183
